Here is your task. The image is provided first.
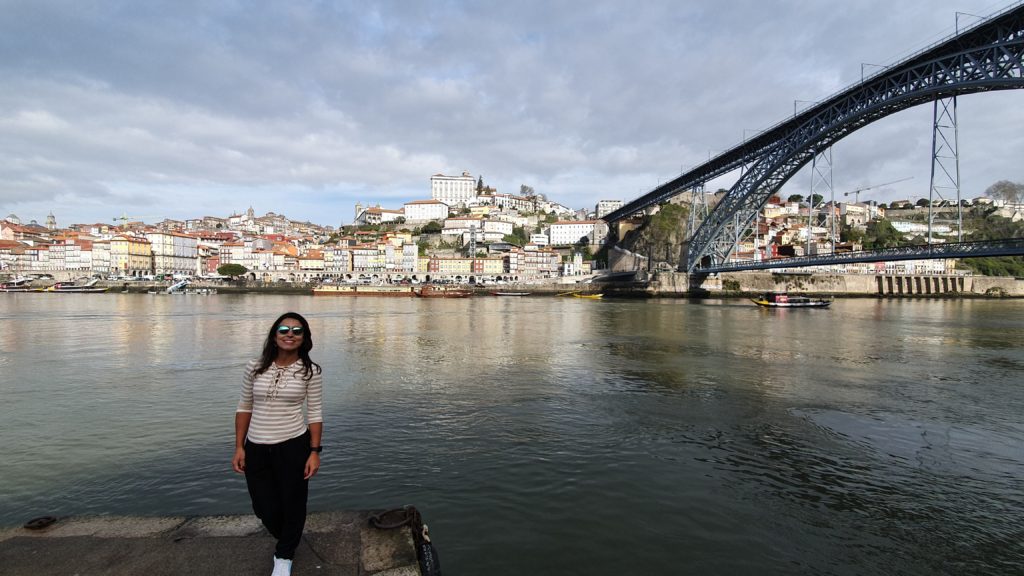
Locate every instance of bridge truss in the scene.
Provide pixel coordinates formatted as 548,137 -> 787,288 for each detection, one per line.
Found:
603,2 -> 1024,272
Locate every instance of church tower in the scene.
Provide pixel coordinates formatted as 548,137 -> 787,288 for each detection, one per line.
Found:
46,212 -> 57,230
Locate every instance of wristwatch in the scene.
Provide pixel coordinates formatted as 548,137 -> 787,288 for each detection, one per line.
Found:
310,446 -> 323,453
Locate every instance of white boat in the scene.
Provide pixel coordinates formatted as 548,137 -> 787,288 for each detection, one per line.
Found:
0,276 -> 33,292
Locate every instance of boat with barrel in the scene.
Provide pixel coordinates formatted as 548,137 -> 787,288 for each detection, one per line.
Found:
417,285 -> 472,298
312,284 -> 416,297
751,292 -> 831,308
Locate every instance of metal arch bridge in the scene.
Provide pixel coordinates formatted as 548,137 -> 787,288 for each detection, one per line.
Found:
602,2 -> 1024,273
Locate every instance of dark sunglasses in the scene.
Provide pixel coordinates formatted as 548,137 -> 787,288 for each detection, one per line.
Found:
276,325 -> 305,336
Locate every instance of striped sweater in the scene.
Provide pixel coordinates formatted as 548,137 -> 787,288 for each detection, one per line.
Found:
237,358 -> 323,445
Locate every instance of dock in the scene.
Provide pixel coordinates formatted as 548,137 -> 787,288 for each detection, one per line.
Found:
0,510 -> 427,575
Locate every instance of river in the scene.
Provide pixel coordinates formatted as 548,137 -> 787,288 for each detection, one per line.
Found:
1,293 -> 1022,575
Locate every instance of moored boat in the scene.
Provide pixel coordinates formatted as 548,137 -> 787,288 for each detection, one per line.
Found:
417,285 -> 472,298
46,279 -> 107,293
751,292 -> 831,308
312,284 -> 416,297
0,276 -> 33,292
492,291 -> 530,296
558,290 -> 603,299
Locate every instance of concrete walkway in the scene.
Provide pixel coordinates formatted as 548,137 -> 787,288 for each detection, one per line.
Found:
0,511 -> 422,576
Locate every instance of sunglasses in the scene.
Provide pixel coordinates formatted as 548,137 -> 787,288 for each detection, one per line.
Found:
276,325 -> 305,336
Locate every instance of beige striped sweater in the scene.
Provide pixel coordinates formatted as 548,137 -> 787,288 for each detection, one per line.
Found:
237,358 -> 323,445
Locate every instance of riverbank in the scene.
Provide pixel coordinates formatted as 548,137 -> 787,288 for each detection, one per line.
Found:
9,271 -> 1021,298
628,271 -> 1024,298
0,511 -> 425,576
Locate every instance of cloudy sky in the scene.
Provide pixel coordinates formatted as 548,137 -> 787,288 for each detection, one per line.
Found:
2,0 -> 1022,228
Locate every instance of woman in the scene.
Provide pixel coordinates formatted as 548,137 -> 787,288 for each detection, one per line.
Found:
233,312 -> 323,576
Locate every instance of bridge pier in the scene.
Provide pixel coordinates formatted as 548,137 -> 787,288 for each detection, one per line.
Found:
875,274 -> 969,296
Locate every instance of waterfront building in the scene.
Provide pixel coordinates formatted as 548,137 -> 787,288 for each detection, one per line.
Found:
109,235 -> 153,277
403,200 -> 449,223
145,231 -> 199,276
353,245 -> 386,273
431,171 -> 477,207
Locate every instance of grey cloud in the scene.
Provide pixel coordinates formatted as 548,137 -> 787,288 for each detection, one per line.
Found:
1,0 -> 1021,224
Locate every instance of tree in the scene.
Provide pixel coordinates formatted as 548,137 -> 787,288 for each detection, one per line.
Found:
217,263 -> 248,279
787,194 -> 804,203
417,239 -> 430,256
422,220 -> 443,234
502,225 -> 529,246
520,184 -> 535,196
864,219 -> 903,249
810,194 -> 824,206
915,198 -> 930,207
476,175 -> 484,193
840,224 -> 865,244
985,180 -> 1024,205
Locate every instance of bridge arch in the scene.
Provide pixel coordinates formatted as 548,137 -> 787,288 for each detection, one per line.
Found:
686,6 -> 1024,270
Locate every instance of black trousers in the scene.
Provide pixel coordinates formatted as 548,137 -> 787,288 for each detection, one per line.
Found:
244,431 -> 311,560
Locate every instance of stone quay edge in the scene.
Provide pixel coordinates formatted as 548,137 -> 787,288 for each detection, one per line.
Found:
0,511 -> 424,576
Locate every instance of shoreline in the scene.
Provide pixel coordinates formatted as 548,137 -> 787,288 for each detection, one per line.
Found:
7,270 -> 1022,298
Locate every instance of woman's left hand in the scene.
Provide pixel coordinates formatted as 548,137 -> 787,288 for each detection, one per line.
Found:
304,452 -> 320,480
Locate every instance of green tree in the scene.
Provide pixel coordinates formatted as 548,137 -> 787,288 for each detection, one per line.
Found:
915,198 -> 930,207
217,263 -> 248,278
544,212 -> 558,223
864,219 -> 903,249
417,239 -> 430,256
422,220 -> 443,234
787,194 -> 804,203
840,224 -> 865,244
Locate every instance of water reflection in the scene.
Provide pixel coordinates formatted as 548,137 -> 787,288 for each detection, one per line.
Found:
0,295 -> 1022,575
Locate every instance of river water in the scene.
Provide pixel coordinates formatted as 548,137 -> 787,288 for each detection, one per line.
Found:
1,293 -> 1022,575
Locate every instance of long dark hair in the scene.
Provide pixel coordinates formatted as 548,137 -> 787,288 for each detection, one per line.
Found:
254,312 -> 322,381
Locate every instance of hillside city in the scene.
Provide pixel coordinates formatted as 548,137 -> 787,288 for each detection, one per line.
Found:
1,171 -> 1022,283
0,172 -> 621,284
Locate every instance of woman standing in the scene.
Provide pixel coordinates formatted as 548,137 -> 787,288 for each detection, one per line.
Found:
233,312 -> 323,576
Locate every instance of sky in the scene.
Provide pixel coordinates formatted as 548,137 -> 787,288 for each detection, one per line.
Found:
2,0 -> 1022,229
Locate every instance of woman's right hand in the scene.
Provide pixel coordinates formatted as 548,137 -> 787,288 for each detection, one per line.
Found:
232,446 -> 246,473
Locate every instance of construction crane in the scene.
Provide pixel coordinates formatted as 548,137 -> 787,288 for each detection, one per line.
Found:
842,176 -> 914,204
113,212 -> 160,228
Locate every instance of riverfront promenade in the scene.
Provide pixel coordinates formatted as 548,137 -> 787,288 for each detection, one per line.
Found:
0,511 -> 424,575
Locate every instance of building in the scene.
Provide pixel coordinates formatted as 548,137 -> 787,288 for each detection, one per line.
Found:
403,200 -> 449,223
145,231 -> 199,275
547,220 -> 607,246
109,235 -> 153,277
430,171 -> 477,207
595,200 -> 623,219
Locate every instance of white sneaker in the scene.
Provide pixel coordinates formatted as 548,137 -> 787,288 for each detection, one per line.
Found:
271,556 -> 292,576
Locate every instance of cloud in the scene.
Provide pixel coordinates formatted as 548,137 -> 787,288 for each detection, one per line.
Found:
0,0 -> 1021,225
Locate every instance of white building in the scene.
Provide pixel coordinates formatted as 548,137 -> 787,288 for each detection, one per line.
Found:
595,200 -> 623,219
547,220 -> 607,246
146,231 -> 199,275
403,200 -> 449,223
431,171 -> 477,207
